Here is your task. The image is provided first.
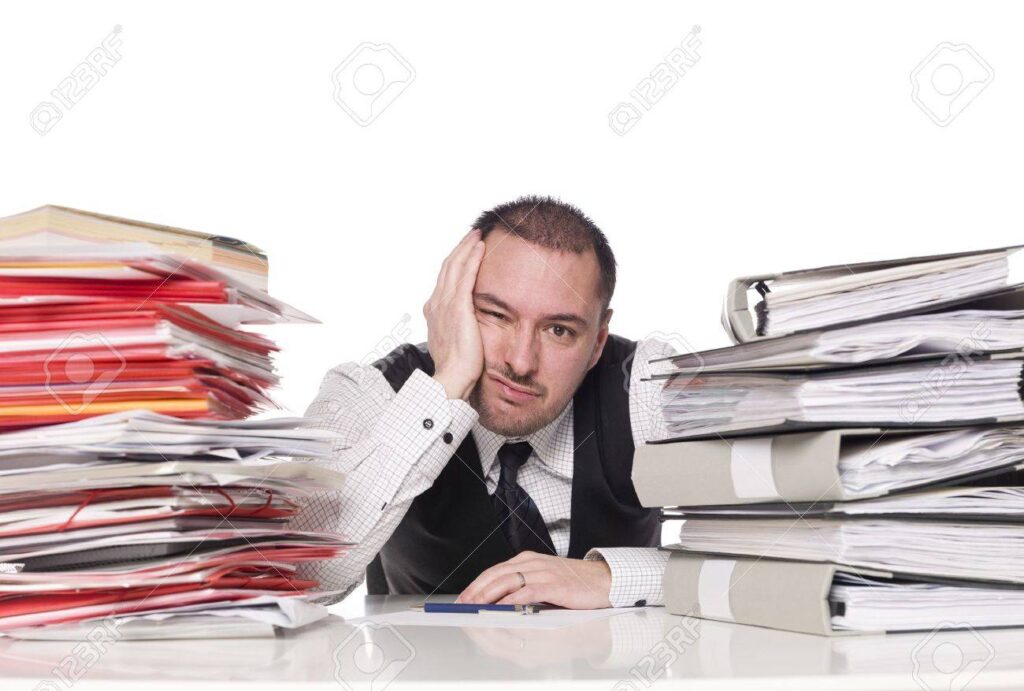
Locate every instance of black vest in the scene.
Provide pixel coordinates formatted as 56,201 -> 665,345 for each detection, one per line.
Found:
366,334 -> 660,595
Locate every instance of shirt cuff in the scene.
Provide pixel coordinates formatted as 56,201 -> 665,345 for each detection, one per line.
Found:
371,368 -> 477,484
585,547 -> 670,608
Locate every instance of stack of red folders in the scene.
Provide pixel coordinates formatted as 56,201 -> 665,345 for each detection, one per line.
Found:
0,206 -> 349,639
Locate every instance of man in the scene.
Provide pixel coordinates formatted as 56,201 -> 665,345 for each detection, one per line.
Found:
292,196 -> 674,608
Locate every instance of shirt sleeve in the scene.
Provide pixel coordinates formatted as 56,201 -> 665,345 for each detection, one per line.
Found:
589,337 -> 679,608
628,337 -> 678,446
585,547 -> 671,607
289,363 -> 477,603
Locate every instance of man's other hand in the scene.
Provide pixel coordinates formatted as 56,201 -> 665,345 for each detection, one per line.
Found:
455,551 -> 613,609
425,228 -> 486,400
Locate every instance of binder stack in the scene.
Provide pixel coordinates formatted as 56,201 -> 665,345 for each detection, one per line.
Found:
0,206 -> 351,639
638,245 -> 1024,635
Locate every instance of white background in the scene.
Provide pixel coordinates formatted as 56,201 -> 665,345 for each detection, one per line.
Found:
1,2 -> 1022,602
2,1 -> 1022,411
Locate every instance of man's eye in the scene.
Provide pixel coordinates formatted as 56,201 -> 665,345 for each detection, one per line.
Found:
480,309 -> 506,321
550,325 -> 573,338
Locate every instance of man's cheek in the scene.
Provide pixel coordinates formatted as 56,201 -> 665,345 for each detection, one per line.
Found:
478,324 -> 502,366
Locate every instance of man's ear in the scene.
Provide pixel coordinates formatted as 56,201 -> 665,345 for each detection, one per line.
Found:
588,308 -> 612,370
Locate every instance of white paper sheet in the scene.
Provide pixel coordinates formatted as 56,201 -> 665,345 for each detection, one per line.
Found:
347,607 -> 638,630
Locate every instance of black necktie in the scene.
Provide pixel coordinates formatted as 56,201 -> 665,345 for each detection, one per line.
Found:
490,442 -> 556,555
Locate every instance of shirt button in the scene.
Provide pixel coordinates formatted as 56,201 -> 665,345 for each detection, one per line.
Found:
422,418 -> 434,430
442,432 -> 453,444
634,599 -> 647,607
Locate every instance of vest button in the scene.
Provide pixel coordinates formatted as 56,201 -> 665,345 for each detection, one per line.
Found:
442,432 -> 454,444
422,418 -> 434,430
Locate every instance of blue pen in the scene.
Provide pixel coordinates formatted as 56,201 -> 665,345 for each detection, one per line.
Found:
414,602 -> 541,614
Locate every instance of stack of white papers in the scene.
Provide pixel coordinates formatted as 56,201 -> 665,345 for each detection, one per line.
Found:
831,573 -> 1024,632
664,486 -> 1024,518
755,249 -> 1023,337
660,358 -> 1024,438
0,411 -> 351,635
671,516 -> 1024,584
663,309 -> 1024,373
838,426 -> 1024,497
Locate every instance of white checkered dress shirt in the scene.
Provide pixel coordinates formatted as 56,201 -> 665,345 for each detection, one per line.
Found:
290,337 -> 674,607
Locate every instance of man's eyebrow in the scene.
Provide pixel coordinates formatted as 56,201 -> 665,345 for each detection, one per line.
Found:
473,293 -> 589,326
543,311 -> 589,327
473,293 -> 513,312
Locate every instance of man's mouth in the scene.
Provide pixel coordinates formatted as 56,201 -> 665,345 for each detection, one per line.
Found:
487,373 -> 541,403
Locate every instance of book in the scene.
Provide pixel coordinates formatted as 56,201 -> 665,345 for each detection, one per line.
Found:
665,510 -> 1024,584
660,485 -> 1024,520
658,357 -> 1024,440
722,245 -> 1024,343
633,425 -> 1024,505
663,552 -> 1024,635
664,297 -> 1024,374
0,205 -> 268,292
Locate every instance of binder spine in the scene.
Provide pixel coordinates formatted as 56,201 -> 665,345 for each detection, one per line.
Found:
722,278 -> 762,344
633,430 -> 851,507
664,552 -> 852,636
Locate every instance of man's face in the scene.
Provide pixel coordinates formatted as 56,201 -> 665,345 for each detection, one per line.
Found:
469,229 -> 610,437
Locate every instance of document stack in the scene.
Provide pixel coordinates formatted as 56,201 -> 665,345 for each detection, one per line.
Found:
0,206 -> 351,639
635,245 -> 1024,635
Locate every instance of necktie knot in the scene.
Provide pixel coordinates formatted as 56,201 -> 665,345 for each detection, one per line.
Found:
497,442 -> 533,482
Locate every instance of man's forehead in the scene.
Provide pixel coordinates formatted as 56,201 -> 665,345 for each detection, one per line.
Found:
475,230 -> 604,319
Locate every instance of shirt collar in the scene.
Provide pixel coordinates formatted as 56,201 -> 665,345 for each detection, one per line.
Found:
473,400 -> 574,480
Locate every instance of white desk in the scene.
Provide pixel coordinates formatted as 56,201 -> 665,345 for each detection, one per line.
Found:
2,595 -> 1024,690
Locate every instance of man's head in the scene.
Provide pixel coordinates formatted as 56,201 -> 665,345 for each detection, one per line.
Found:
468,195 -> 616,437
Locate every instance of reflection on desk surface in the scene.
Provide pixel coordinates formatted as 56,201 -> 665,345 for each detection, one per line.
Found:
0,595 -> 1023,688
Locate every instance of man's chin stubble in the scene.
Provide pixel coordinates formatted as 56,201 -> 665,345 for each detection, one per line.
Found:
470,385 -> 552,438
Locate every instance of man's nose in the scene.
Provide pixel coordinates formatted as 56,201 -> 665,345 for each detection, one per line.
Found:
503,326 -> 539,379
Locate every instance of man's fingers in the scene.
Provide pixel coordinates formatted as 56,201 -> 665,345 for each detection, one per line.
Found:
472,572 -> 534,604
457,561 -> 522,603
458,552 -> 552,601
439,230 -> 482,299
434,229 -> 477,297
496,583 -> 552,606
460,554 -> 548,601
457,240 -> 486,298
471,568 -> 554,604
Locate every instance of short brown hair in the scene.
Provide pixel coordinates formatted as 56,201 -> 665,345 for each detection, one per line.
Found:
472,195 -> 616,309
